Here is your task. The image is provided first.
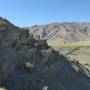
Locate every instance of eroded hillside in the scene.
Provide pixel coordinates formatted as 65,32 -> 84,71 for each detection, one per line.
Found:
29,22 -> 90,47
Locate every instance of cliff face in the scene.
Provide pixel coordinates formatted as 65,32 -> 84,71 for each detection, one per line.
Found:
0,17 -> 90,90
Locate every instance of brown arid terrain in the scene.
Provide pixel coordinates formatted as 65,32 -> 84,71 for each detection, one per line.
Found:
0,17 -> 90,90
29,22 -> 90,46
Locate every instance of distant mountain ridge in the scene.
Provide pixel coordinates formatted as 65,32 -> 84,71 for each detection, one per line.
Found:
29,22 -> 90,46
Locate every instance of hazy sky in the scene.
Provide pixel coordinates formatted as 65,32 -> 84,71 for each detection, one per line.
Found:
0,0 -> 90,27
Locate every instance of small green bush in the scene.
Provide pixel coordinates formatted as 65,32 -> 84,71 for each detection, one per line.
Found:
25,62 -> 34,71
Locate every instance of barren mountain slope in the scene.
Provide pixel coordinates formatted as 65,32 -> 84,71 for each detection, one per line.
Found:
29,23 -> 90,46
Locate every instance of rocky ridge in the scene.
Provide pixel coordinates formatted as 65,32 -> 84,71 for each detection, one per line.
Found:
0,17 -> 90,90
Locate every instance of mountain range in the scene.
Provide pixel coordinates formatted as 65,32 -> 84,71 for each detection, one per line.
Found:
29,22 -> 90,47
0,17 -> 90,90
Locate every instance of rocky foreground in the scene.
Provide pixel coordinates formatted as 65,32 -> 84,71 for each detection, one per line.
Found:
0,17 -> 90,90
